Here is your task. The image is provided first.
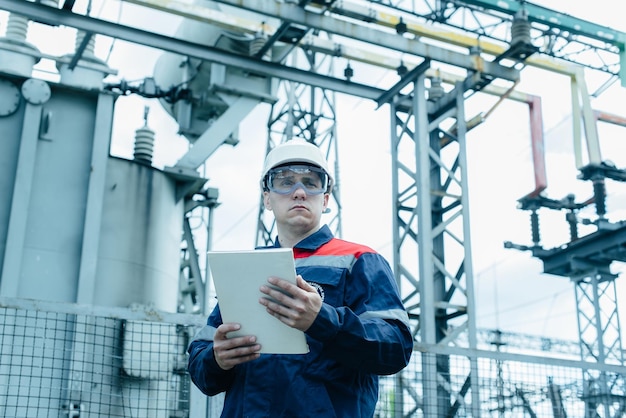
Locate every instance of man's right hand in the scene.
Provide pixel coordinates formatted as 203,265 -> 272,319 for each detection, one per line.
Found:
213,323 -> 261,370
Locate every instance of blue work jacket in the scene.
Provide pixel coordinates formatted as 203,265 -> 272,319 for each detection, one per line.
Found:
187,225 -> 413,417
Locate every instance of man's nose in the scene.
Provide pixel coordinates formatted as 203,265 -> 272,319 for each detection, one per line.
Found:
292,183 -> 308,198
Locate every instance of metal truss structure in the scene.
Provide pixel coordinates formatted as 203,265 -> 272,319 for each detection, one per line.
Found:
381,61 -> 482,415
369,0 -> 625,89
255,47 -> 343,246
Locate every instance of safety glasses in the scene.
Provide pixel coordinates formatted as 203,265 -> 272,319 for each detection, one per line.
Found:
267,165 -> 329,195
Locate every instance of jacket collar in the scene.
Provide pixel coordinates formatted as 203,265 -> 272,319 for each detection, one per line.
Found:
273,225 -> 333,251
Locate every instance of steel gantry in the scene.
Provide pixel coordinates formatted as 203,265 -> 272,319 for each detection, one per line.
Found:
365,0 -> 626,90
507,196 -> 626,417
376,61 -> 486,415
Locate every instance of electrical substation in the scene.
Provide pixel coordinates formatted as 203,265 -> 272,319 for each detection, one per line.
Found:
0,0 -> 625,416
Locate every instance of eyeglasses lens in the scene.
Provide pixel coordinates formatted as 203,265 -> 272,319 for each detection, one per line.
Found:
268,166 -> 327,195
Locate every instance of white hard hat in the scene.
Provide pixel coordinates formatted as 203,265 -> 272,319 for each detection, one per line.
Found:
260,139 -> 333,192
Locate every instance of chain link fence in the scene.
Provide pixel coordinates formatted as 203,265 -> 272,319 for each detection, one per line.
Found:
1,297 -> 624,417
0,298 -> 204,418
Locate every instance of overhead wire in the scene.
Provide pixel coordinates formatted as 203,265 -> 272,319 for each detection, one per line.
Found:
213,203 -> 259,246
478,287 -> 572,323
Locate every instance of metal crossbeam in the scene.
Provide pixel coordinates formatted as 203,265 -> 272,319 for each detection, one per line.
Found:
370,0 -> 626,85
0,0 -> 384,100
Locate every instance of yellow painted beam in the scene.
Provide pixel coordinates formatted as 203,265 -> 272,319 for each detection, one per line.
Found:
123,0 -> 269,35
125,0 -> 581,77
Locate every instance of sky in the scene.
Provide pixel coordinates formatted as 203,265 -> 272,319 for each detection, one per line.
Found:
1,0 -> 625,345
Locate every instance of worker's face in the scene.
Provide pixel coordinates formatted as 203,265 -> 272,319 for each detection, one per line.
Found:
263,166 -> 329,234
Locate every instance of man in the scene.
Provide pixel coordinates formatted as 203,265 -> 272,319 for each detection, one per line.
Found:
187,139 -> 413,417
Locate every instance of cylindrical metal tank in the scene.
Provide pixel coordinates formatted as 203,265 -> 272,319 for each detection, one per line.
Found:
94,157 -> 184,312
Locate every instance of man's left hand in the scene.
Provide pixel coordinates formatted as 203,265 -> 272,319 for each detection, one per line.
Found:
259,275 -> 322,331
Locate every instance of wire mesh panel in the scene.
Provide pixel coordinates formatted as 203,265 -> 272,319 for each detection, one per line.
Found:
1,296 -> 625,417
375,348 -> 626,417
0,298 -> 203,418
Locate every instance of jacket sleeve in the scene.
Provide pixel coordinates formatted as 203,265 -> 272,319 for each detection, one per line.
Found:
187,306 -> 236,395
305,252 -> 413,375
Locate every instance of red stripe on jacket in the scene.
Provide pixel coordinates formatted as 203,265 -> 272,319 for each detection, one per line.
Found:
293,238 -> 375,259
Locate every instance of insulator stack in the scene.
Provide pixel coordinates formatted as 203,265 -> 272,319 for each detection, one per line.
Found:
428,77 -> 445,101
511,9 -> 532,46
6,14 -> 29,41
249,33 -> 269,58
75,31 -> 97,57
593,179 -> 607,218
133,126 -> 156,165
530,210 -> 540,246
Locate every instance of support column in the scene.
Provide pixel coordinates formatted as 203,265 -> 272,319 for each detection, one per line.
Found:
0,79 -> 50,297
386,65 -> 481,416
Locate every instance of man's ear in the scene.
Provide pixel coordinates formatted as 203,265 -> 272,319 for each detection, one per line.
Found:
322,193 -> 329,211
263,192 -> 272,211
